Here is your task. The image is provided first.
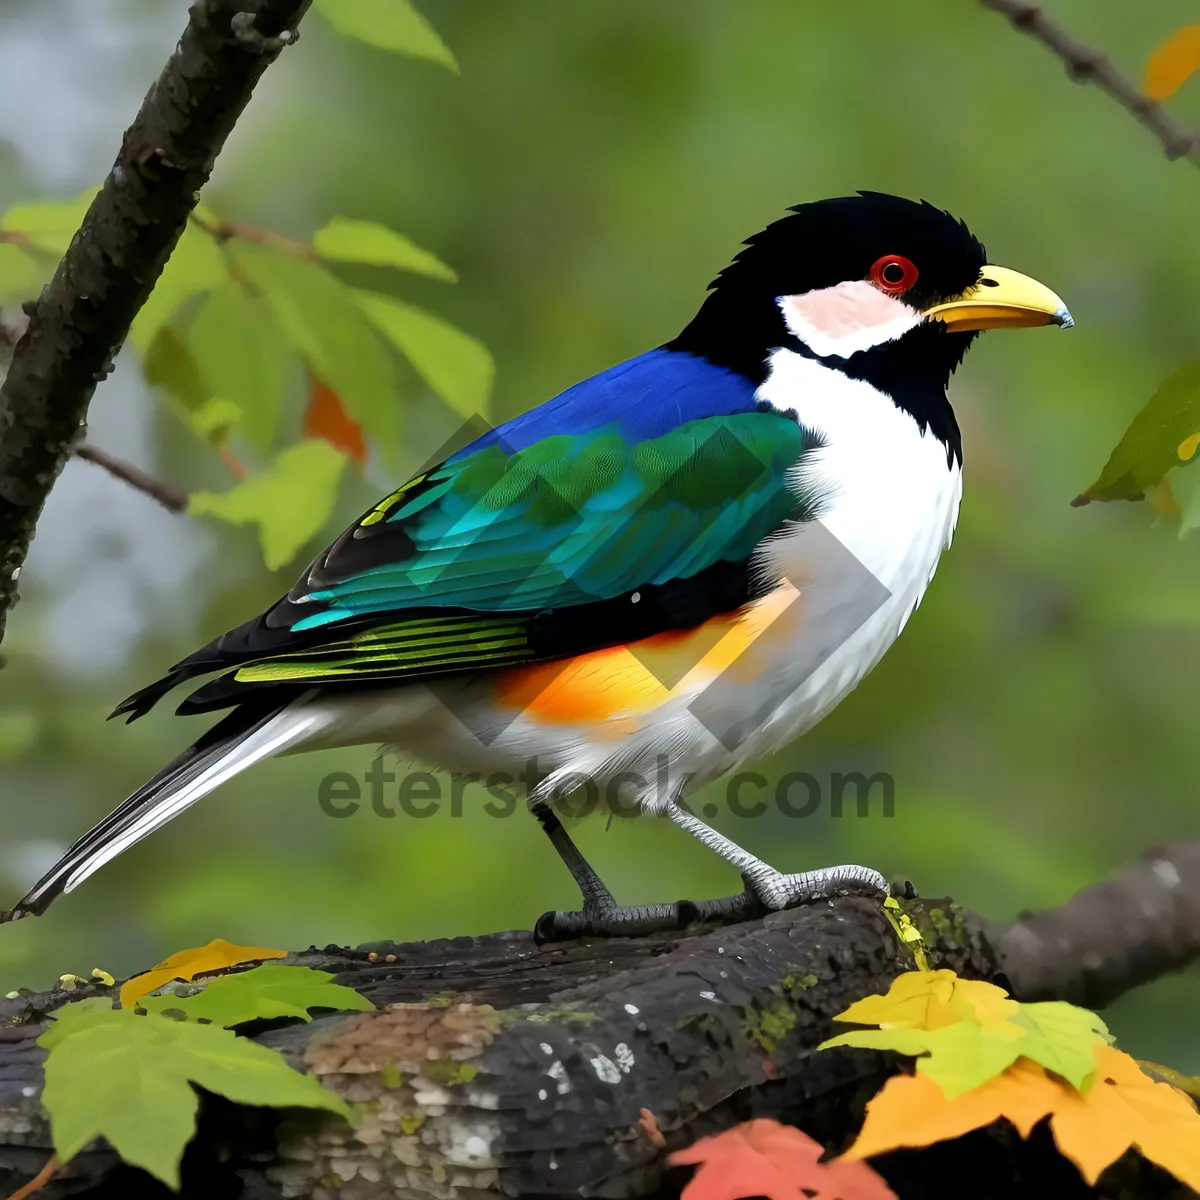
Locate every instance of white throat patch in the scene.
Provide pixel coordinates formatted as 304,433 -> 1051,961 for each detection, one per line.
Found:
779,280 -> 924,359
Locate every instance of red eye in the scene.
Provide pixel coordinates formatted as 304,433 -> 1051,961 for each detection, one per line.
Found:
869,254 -> 919,295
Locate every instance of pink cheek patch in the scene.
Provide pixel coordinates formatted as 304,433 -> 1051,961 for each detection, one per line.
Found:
779,280 -> 922,357
783,280 -> 909,338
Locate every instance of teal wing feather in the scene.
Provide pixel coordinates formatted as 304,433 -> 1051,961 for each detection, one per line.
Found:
119,409 -> 821,715
291,412 -> 813,630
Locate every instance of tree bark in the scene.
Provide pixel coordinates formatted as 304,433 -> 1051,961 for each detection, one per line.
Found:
0,843 -> 1196,1199
0,0 -> 310,647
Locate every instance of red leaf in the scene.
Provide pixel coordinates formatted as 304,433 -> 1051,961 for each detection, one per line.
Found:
304,377 -> 367,466
669,1119 -> 896,1200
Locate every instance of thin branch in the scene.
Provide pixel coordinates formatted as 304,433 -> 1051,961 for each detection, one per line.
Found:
189,210 -> 316,260
979,0 -> 1200,167
73,444 -> 188,514
0,0 -> 311,649
3,1156 -> 58,1200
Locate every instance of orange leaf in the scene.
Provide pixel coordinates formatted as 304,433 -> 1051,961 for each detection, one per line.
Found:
304,377 -> 367,466
1145,26 -> 1200,101
670,1118 -> 896,1200
1051,1047 -> 1200,1186
844,1049 -> 1200,1191
119,938 -> 287,1007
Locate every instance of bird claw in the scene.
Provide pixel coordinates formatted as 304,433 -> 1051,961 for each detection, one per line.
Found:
534,900 -> 702,943
533,865 -> 889,943
748,862 -> 890,910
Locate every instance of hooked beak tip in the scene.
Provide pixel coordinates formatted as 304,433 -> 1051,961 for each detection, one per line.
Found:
1054,305 -> 1074,330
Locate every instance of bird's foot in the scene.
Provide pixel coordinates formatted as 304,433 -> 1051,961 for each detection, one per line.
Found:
534,899 -> 704,943
746,862 -> 890,909
533,864 -> 890,943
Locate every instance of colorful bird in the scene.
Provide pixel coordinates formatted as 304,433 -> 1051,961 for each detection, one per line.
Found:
3,193 -> 1071,937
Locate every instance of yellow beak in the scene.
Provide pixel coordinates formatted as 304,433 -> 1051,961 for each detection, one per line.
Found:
924,265 -> 1073,332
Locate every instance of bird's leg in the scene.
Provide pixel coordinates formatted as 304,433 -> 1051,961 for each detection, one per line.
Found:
532,802 -> 700,942
664,801 -> 890,918
531,802 -> 616,911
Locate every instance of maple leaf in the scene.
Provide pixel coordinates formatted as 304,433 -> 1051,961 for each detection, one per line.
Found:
120,938 -> 287,1007
831,970 -> 1017,1032
40,1001 -> 348,1188
140,964 -> 375,1027
842,1048 -> 1200,1192
821,999 -> 1107,1099
304,376 -> 368,465
670,1118 -> 896,1200
823,970 -> 1111,1099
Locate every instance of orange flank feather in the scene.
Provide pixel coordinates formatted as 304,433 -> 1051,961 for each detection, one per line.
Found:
493,581 -> 801,726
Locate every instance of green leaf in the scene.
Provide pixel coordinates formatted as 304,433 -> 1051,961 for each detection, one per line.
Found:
40,1004 -> 350,1188
189,440 -> 347,570
313,0 -> 457,71
38,997 -> 117,1051
823,1021 -> 1026,1100
0,243 -> 41,300
1008,1002 -> 1110,1092
1076,360 -> 1200,504
912,1020 -> 1029,1100
189,280 -> 291,449
231,243 -> 399,448
0,188 -> 98,255
140,965 -> 375,1027
191,397 -> 243,442
314,216 -> 457,282
142,326 -> 232,443
130,221 -> 227,353
353,289 -> 493,421
822,1001 -> 1111,1100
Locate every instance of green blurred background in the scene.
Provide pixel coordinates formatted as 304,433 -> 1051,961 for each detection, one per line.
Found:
1,0 -> 1199,1067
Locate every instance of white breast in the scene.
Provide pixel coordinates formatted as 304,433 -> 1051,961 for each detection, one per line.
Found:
727,347 -> 963,760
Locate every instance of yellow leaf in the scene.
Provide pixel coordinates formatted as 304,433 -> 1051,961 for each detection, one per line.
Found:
832,970 -> 1018,1032
1145,26 -> 1200,101
843,1048 -> 1200,1192
120,939 -> 287,1007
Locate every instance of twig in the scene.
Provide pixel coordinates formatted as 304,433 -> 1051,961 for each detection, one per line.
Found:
74,444 -> 188,514
0,0 -> 311,649
4,1156 -> 58,1200
217,440 -> 249,480
979,0 -> 1200,166
189,210 -> 316,260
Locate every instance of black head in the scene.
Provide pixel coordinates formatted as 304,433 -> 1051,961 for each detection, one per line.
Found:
669,193 -> 988,382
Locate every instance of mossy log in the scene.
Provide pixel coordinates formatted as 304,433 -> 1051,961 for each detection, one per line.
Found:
0,844 -> 1197,1200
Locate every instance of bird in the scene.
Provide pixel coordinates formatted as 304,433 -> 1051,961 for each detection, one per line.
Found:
2,192 -> 1072,938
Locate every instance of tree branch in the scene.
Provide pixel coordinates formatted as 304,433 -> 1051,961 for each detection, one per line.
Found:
0,849 -> 1196,1198
978,0 -> 1200,166
0,0 -> 311,649
73,445 -> 188,514
987,841 -> 1200,1008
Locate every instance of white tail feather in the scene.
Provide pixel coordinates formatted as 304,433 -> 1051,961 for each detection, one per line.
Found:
59,705 -> 332,897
